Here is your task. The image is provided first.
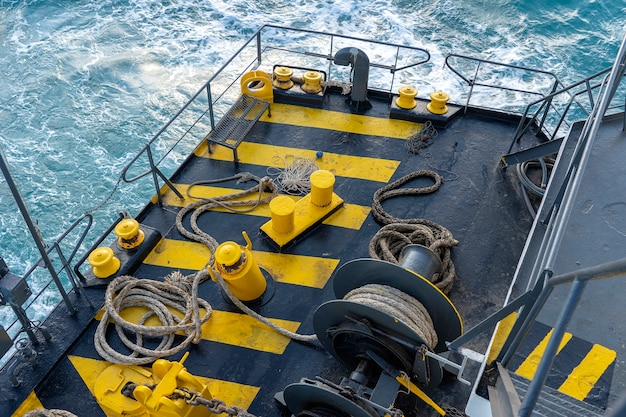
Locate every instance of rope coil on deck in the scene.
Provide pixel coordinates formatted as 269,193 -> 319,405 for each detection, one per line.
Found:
369,170 -> 458,294
94,270 -> 212,365
267,154 -> 320,195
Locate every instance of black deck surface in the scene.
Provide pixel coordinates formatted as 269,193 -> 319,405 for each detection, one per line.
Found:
2,93 -> 539,417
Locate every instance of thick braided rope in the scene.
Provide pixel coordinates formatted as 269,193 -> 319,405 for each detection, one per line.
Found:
24,410 -> 78,417
370,170 -> 458,294
94,270 -> 212,365
344,284 -> 438,349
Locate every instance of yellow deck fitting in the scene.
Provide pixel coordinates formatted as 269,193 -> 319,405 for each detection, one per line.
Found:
310,169 -> 335,207
240,70 -> 274,101
395,85 -> 418,109
273,66 -> 294,90
210,231 -> 267,301
269,195 -> 296,233
115,218 -> 146,250
261,170 -> 344,249
426,91 -> 450,115
88,246 -> 121,279
301,71 -> 323,94
94,352 -> 213,417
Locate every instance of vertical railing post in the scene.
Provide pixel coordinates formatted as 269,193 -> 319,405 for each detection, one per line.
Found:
0,146 -> 76,315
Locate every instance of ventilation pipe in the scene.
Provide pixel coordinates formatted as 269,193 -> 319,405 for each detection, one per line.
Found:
334,47 -> 371,109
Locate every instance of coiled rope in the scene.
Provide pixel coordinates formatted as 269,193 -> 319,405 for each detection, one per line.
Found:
405,121 -> 438,155
266,154 -> 319,195
23,410 -> 78,417
344,283 -> 438,349
369,170 -> 458,294
94,270 -> 212,365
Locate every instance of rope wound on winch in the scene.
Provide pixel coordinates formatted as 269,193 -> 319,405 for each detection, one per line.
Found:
210,231 -> 267,302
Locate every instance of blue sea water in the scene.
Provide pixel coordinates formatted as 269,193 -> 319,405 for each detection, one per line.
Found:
0,0 -> 625,323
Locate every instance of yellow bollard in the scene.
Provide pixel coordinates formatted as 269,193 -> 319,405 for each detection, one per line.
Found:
427,91 -> 450,115
301,71 -> 323,94
396,85 -> 418,109
211,231 -> 267,301
114,218 -> 145,250
269,195 -> 296,233
88,247 -> 120,279
273,66 -> 294,90
310,170 -> 335,207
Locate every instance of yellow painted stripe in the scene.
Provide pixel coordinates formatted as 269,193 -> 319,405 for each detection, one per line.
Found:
195,141 -> 399,183
143,238 -> 339,289
160,183 -> 370,230
259,102 -> 422,139
558,344 -> 617,400
69,355 -> 259,410
515,329 -> 572,380
486,312 -> 517,365
12,391 -> 45,417
96,306 -> 300,354
202,310 -> 299,354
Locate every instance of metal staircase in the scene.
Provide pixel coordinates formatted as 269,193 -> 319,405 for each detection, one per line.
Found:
450,33 -> 626,417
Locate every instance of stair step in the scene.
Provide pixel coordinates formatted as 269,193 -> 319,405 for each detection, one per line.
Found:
509,372 -> 605,417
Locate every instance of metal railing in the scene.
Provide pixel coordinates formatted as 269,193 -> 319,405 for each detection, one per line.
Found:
119,24 -> 432,203
448,33 -> 626,417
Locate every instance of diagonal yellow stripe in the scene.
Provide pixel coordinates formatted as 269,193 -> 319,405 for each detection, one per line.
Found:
195,141 -> 399,183
515,329 -> 572,380
11,391 -> 45,417
96,306 -> 300,354
558,344 -> 616,400
159,183 -> 370,230
259,103 -> 422,139
143,238 -> 339,289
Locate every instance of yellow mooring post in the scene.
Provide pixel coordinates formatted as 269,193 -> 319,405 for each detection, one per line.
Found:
211,231 -> 267,301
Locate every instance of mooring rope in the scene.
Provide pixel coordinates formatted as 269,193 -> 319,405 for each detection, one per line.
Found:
94,270 -> 212,365
369,170 -> 458,294
405,121 -> 438,155
23,410 -> 78,417
266,154 -> 319,195
344,283 -> 438,349
176,173 -> 277,267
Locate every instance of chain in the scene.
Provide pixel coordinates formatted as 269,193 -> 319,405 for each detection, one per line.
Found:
170,388 -> 257,417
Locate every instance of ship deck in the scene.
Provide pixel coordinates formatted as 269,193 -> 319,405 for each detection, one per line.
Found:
4,82 -> 623,417
5,90 -> 540,417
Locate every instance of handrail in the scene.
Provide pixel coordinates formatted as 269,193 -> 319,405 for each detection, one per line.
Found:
445,53 -> 562,113
118,24 -> 431,201
0,212 -> 95,349
516,32 -> 626,417
507,66 -> 613,153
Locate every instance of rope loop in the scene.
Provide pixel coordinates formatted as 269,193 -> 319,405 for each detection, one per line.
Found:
370,170 -> 458,294
94,270 -> 212,365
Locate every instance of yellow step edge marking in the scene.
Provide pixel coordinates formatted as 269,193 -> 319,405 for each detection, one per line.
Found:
160,183 -> 370,230
69,355 -> 259,413
486,312 -> 518,365
558,344 -> 617,400
259,102 -> 422,139
195,141 -> 400,183
95,307 -> 300,354
515,329 -> 572,380
11,391 -> 45,417
143,238 -> 339,289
